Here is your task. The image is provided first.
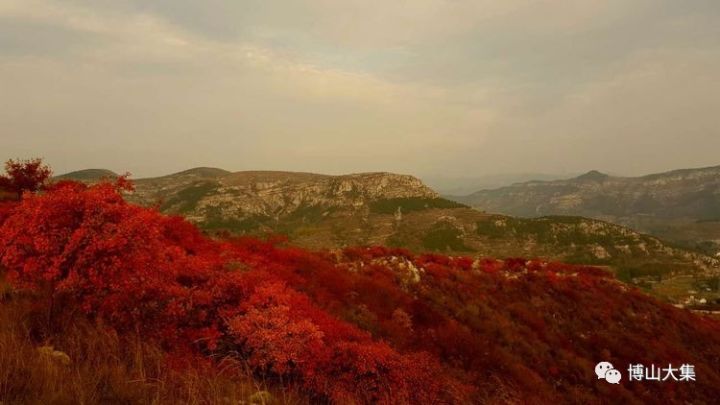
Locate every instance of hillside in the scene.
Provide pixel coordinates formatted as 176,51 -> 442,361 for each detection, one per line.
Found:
55,168 -> 720,306
275,207 -> 719,306
57,168 -> 711,307
452,165 -> 720,257
2,180 -> 720,403
129,169 -> 439,215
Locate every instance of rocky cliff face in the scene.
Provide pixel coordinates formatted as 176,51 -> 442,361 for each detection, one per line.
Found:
125,169 -> 438,223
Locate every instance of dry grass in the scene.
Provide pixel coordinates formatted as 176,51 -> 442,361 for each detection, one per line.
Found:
0,293 -> 305,405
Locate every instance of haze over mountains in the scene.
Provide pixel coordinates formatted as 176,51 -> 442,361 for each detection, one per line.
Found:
57,165 -> 720,308
422,173 -> 572,196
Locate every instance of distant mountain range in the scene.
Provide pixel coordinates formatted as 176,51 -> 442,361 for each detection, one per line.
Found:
451,165 -> 720,257
452,166 -> 720,219
57,166 -> 720,306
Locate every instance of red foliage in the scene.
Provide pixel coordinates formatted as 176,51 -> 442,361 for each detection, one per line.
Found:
0,158 -> 52,200
1,176 -> 720,403
0,201 -> 17,226
0,179 -> 469,403
227,282 -> 325,375
0,180 -> 187,330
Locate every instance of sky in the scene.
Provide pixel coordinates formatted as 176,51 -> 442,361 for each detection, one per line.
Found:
1,0 -> 719,179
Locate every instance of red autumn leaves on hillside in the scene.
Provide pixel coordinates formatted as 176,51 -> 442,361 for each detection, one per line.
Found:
1,162 -> 720,403
0,179 -> 465,403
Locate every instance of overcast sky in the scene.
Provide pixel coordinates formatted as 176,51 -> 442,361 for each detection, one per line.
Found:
1,0 -> 719,178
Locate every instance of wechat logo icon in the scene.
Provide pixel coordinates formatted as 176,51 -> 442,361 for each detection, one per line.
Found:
595,361 -> 622,384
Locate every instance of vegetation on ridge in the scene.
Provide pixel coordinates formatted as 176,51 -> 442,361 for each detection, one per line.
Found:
369,197 -> 467,214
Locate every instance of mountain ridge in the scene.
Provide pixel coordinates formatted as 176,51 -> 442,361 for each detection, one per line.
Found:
453,164 -> 720,221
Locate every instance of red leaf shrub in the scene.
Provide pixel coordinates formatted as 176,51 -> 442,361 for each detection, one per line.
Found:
227,282 -> 325,375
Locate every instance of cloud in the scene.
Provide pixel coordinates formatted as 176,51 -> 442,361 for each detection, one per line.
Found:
1,0 -> 719,177
1,0 -> 497,176
478,46 -> 720,174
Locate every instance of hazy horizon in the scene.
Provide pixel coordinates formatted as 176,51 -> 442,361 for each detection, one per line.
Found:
3,0 -> 720,178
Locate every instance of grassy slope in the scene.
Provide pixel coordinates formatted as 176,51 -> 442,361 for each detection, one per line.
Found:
0,296 -> 301,405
